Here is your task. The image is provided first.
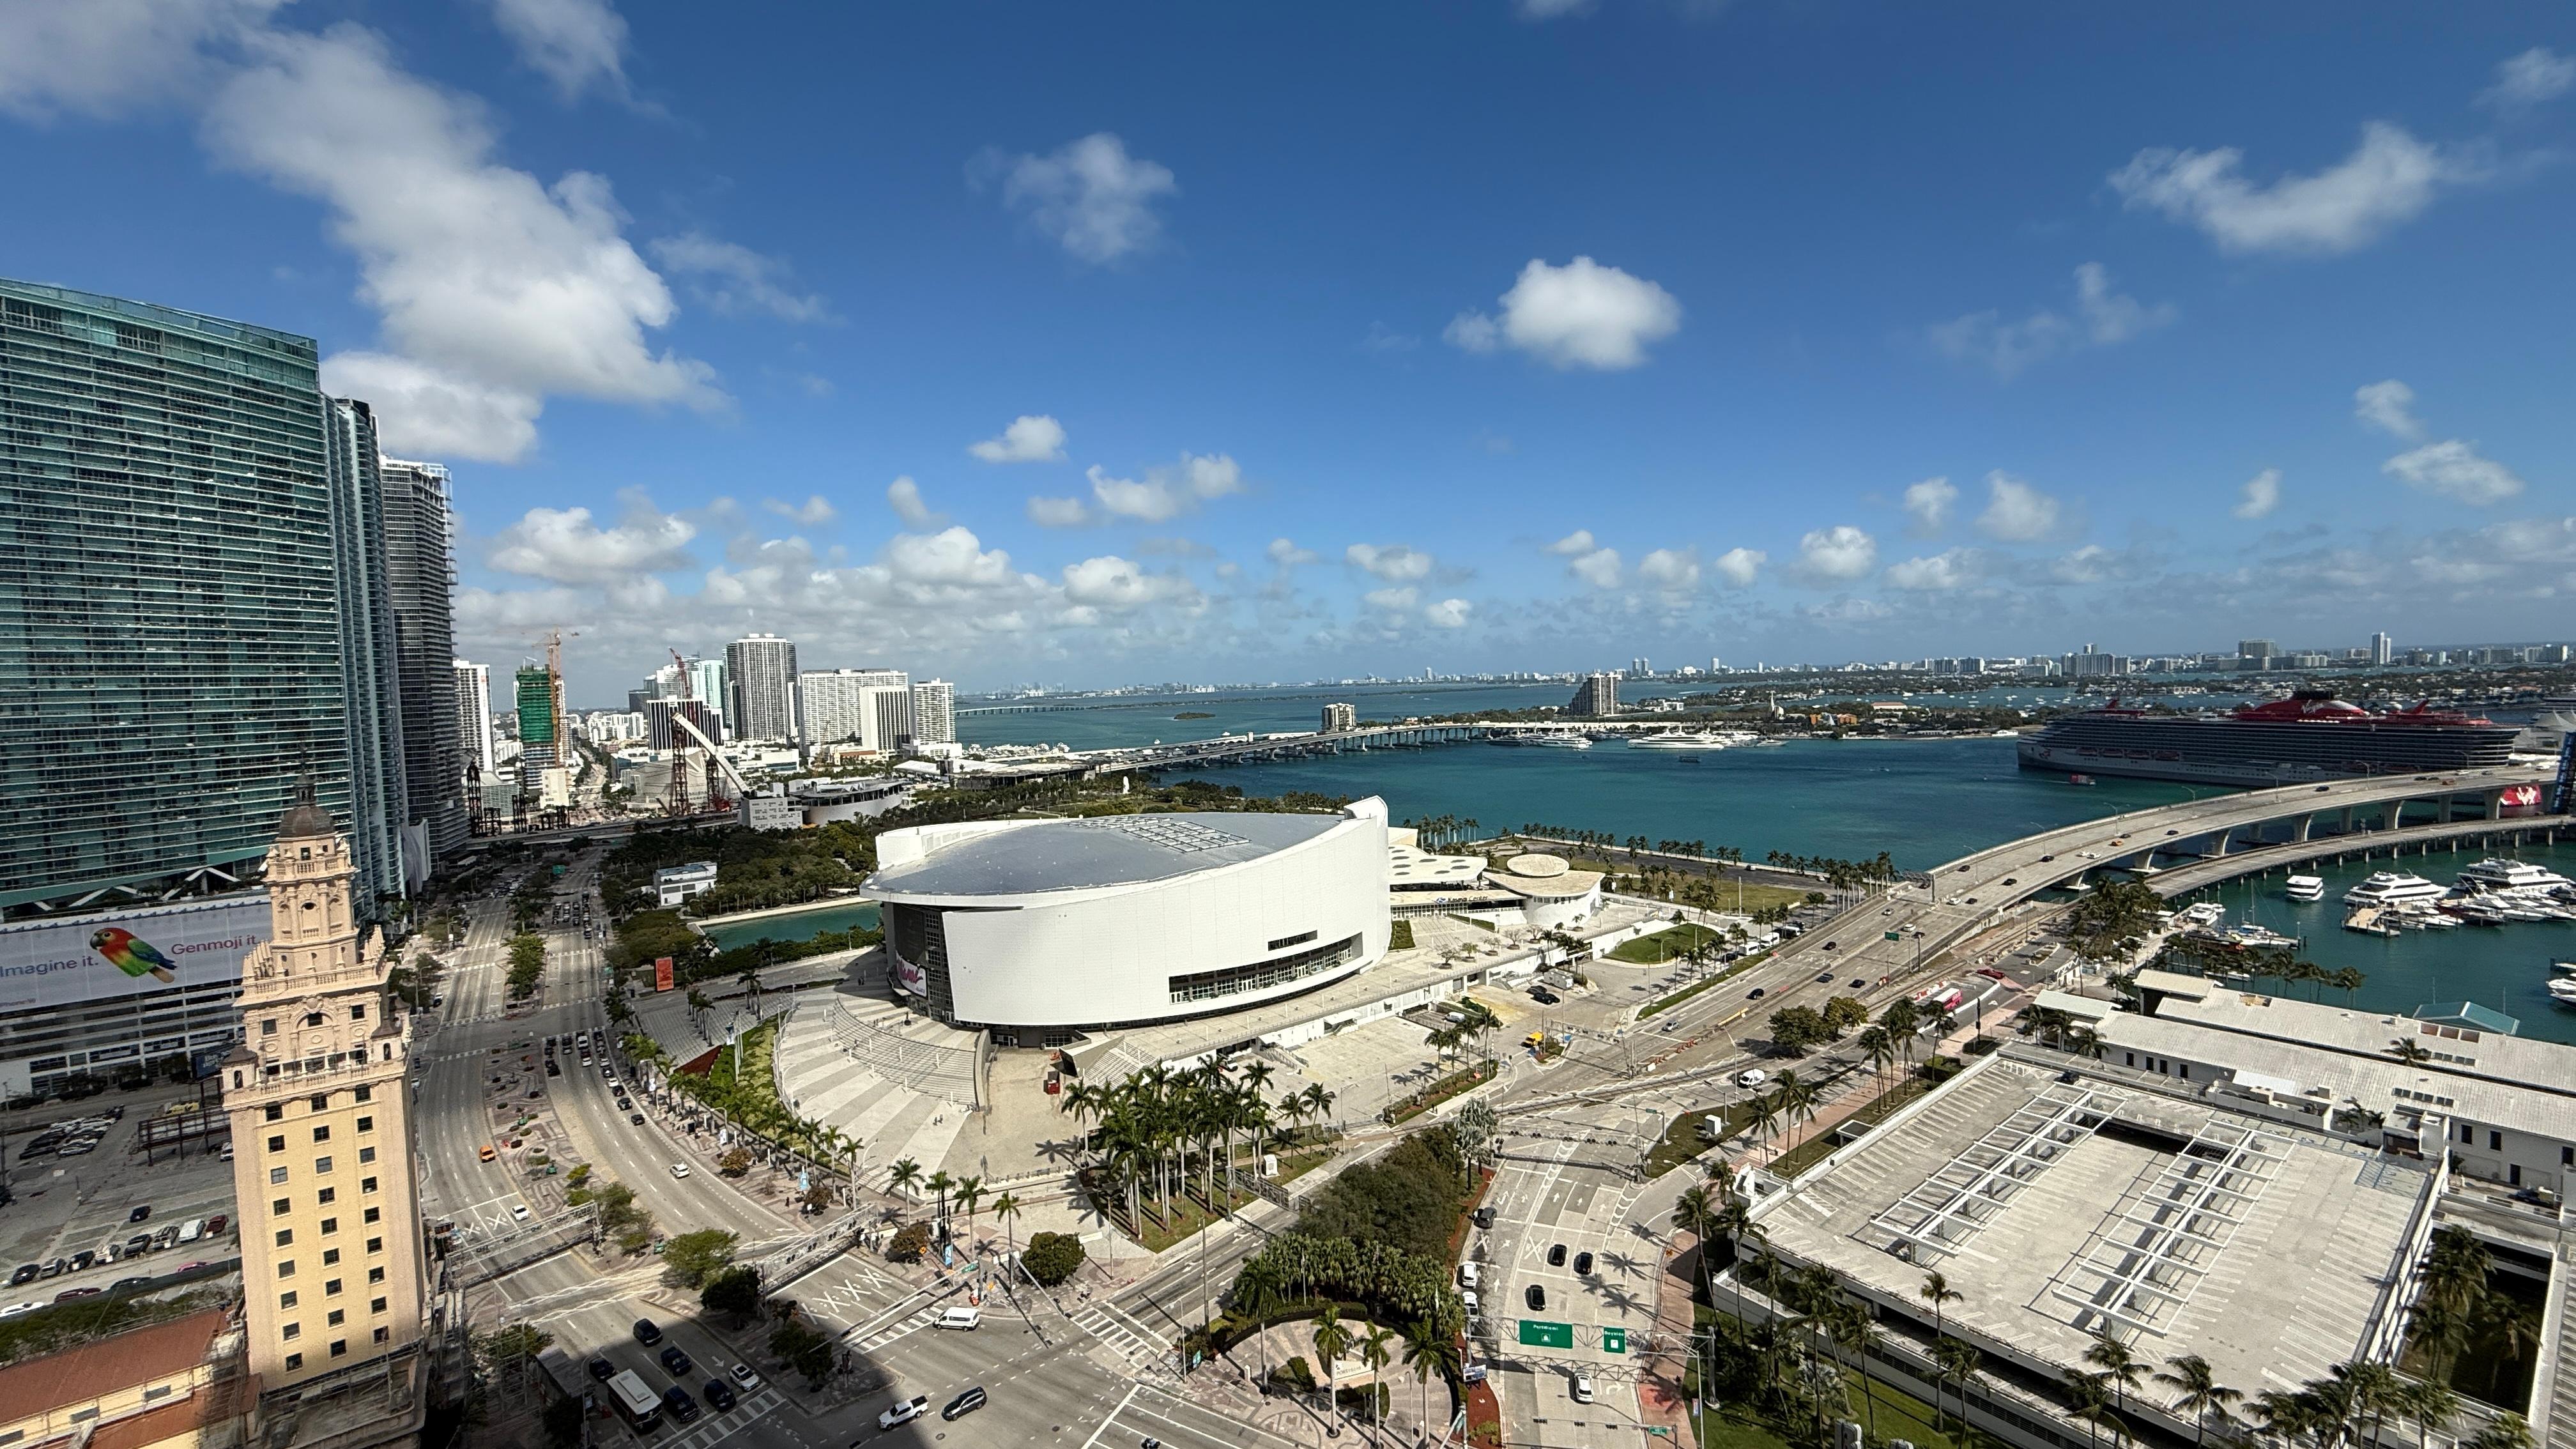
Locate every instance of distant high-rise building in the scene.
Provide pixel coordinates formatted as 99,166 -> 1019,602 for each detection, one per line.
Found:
687,657 -> 730,735
1568,672 -> 1621,717
514,664 -> 558,789
454,660 -> 496,785
320,399 -> 410,905
379,456 -> 465,870
1321,702 -> 1358,733
798,668 -> 910,751
2369,631 -> 2395,666
646,697 -> 719,751
1630,657 -> 1652,677
0,277 -> 410,921
911,679 -> 956,745
726,634 -> 801,743
2237,638 -> 2278,671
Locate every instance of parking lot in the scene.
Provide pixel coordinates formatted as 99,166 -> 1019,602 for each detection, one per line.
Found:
2,1101 -> 239,1312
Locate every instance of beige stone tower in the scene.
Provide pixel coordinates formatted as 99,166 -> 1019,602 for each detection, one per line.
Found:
222,781 -> 429,1439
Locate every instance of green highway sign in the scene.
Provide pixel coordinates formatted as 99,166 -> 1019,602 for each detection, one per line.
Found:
1517,1320 -> 1574,1349
1601,1326 -> 1629,1354
1884,931 -> 1902,942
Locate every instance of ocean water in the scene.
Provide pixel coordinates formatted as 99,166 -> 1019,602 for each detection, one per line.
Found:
2176,845 -> 2576,1046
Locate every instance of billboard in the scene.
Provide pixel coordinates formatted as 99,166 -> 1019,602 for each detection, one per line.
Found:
654,956 -> 675,992
891,954 -> 926,997
0,896 -> 269,1013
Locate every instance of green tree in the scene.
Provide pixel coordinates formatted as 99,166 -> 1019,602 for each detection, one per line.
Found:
1023,1230 -> 1086,1285
1767,1006 -> 1832,1055
767,1318 -> 836,1388
2151,1353 -> 2241,1449
700,1264 -> 762,1321
1820,995 -> 1869,1034
661,1229 -> 739,1289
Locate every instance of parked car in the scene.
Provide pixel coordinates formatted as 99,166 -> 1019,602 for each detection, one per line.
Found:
8,1264 -> 36,1287
1525,1284 -> 1547,1311
1573,1252 -> 1594,1276
661,1386 -> 700,1423
1546,1244 -> 1567,1268
634,1318 -> 663,1345
128,1205 -> 152,1223
660,1346 -> 694,1376
54,1287 -> 100,1303
703,1379 -> 736,1413
123,1234 -> 152,1257
207,1215 -> 227,1236
69,1251 -> 95,1272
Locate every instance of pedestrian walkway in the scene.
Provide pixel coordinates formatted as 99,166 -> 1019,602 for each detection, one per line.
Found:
654,1386 -> 784,1449
771,999 -> 969,1178
1075,1301 -> 1179,1377
1636,1230 -> 1701,1444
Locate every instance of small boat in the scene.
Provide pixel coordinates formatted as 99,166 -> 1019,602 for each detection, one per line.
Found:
2284,875 -> 2324,902
2067,773 -> 2097,786
2550,976 -> 2576,1009
1629,730 -> 1738,751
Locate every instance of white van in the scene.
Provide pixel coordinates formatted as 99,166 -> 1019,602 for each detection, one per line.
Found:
1457,1262 -> 1480,1289
1736,1069 -> 1768,1089
177,1219 -> 206,1245
936,1307 -> 981,1331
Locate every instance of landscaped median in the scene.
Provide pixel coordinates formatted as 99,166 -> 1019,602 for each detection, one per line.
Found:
1643,1101 -> 1759,1179
1637,950 -> 1770,1020
1381,1058 -> 1497,1125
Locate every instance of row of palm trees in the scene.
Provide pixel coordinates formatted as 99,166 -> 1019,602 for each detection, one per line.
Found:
1232,1255 -> 1464,1439
1402,814 -> 1485,850
1676,1169 -> 2534,1449
1058,1059 -> 1338,1238
880,1158 -> 1026,1254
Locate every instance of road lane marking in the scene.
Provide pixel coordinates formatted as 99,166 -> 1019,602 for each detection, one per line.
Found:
1079,1384 -> 1142,1449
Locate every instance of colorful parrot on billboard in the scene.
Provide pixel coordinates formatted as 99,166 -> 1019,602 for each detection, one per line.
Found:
91,927 -> 179,983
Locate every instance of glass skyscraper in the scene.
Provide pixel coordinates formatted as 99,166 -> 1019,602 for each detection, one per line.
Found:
0,277 -> 406,917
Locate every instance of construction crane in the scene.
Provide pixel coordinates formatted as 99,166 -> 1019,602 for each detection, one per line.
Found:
664,648 -> 747,816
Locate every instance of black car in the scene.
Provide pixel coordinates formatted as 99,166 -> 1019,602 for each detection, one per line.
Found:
942,1386 -> 988,1422
546,1062 -> 562,1077
128,1205 -> 152,1223
615,1096 -> 632,1111
662,1386 -> 700,1423
703,1379 -> 736,1412
1848,979 -> 1866,989
1573,1252 -> 1594,1276
111,1276 -> 151,1293
1526,1284 -> 1547,1311
8,1264 -> 36,1286
661,1346 -> 694,1376
1815,970 -> 1834,983
1546,1243 -> 1567,1268
124,1234 -> 152,1257
588,1358 -> 615,1381
69,1250 -> 95,1271
629,1112 -> 647,1125
1747,986 -> 1766,999
634,1318 -> 662,1345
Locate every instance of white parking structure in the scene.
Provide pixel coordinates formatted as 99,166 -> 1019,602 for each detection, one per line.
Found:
866,797 -> 1393,1039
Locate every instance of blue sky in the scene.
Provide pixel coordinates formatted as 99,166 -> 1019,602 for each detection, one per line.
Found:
4,2 -> 2572,698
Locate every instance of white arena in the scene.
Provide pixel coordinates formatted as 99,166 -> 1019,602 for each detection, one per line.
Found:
863,797 -> 1392,1041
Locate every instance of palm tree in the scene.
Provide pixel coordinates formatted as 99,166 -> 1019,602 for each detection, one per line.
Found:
2388,1037 -> 2434,1067
886,1156 -> 921,1200
1826,1300 -> 1883,1443
1858,1025 -> 1896,1087
2064,1370 -> 2113,1449
1919,1271 -> 1960,1344
1312,1304 -> 1354,1414
2393,1379 -> 2460,1449
924,1170 -> 954,1235
2151,1354 -> 2241,1449
989,1191 -> 1023,1260
952,1176 -> 985,1250
2462,1413 -> 2534,1449
2085,1330 -> 2144,1418
1931,1336 -> 1981,1437
1358,1324 -> 1395,1437
1402,1319 -> 1460,1440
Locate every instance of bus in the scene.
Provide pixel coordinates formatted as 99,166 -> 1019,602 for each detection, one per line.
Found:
606,1369 -> 663,1431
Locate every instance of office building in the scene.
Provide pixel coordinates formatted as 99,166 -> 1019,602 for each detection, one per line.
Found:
513,664 -> 559,793
218,781 -> 429,1434
2237,638 -> 2278,671
2061,645 -> 2128,677
319,400 -> 410,908
1567,672 -> 1620,717
645,697 -> 719,752
1321,702 -> 1358,733
910,678 -> 956,745
0,277 -> 401,923
686,657 -> 729,735
379,456 -> 465,870
726,634 -> 801,743
2369,631 -> 2395,666
454,661 -> 496,786
797,668 -> 910,752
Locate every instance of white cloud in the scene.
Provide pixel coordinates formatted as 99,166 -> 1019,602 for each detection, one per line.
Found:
983,132 -> 1176,264
1347,542 -> 1434,583
1975,471 -> 2062,541
885,477 -> 942,528
1903,477 -> 1957,534
1796,525 -> 1876,581
1447,256 -> 1682,371
0,0 -> 280,120
1061,555 -> 1192,611
1026,496 -> 1091,528
1424,597 -> 1473,629
1712,547 -> 1766,588
2050,544 -> 2113,585
1545,529 -> 1597,556
2354,379 -> 2425,440
486,0 -> 629,102
884,525 -> 1020,589
2383,440 -> 2526,505
1637,547 -> 1700,592
968,414 -> 1068,464
1567,547 -> 1623,590
1266,538 -> 1320,567
763,494 -> 836,527
489,502 -> 695,583
2480,48 -> 2575,112
2233,468 -> 2283,520
1925,264 -> 2172,379
648,232 -> 830,323
1364,586 -> 1420,612
1081,452 -> 1246,524
2109,122 -> 2475,256
1885,549 -> 1975,591
319,351 -> 542,463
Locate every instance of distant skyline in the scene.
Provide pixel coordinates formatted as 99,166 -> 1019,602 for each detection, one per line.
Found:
4,3 -> 2571,695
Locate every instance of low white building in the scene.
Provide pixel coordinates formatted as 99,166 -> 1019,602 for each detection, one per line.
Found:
737,790 -> 801,832
654,861 -> 719,907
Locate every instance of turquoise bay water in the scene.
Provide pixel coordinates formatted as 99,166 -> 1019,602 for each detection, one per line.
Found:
696,899 -> 880,950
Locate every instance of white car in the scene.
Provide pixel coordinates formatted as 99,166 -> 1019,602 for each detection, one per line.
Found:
1572,1376 -> 1596,1404
727,1363 -> 761,1390
670,1162 -> 691,1179
1,1301 -> 41,1319
1736,1069 -> 1768,1089
510,1204 -> 530,1222
877,1395 -> 929,1430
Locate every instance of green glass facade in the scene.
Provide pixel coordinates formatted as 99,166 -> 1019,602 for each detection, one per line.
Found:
0,278 -> 399,916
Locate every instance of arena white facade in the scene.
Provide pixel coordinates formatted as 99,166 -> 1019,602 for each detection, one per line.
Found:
863,798 -> 1391,1038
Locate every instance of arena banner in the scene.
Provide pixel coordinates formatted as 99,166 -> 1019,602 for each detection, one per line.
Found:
655,956 -> 675,992
0,897 -> 270,1013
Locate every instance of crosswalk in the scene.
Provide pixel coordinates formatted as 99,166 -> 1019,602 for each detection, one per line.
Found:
1073,1303 -> 1177,1377
654,1387 -> 785,1449
843,1304 -> 940,1353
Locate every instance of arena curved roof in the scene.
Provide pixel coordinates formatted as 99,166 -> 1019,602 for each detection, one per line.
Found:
867,810 -> 1349,898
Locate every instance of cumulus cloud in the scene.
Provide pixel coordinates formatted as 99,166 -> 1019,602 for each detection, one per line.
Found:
1545,530 -> 1597,556
2480,47 -> 2575,112
1885,549 -> 1975,591
320,351 -> 544,463
1423,597 -> 1473,629
979,132 -> 1176,264
1363,586 -> 1420,612
2383,440 -> 2526,505
1637,547 -> 1700,592
1795,526 -> 1876,582
1976,472 -> 2062,541
1925,264 -> 2173,379
1903,477 -> 1958,535
2109,122 -> 2477,256
1347,543 -> 1434,583
1447,256 -> 1682,371
1266,538 -> 1321,568
1061,555 -> 1193,611
968,413 -> 1068,463
1026,495 -> 1091,528
763,494 -> 835,527
648,232 -> 830,322
0,0 -> 281,120
486,0 -> 629,102
1712,547 -> 1766,588
1566,546 -> 1623,589
2354,379 -> 2425,440
1081,452 -> 1245,523
2233,468 -> 2283,520
885,477 -> 942,528
489,502 -> 696,583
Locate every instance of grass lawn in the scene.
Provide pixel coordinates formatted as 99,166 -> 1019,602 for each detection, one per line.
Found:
1687,1364 -> 1985,1449
1644,1101 -> 1758,1179
1767,1077 -> 1929,1178
1609,922 -> 1727,964
1638,952 -> 1768,1018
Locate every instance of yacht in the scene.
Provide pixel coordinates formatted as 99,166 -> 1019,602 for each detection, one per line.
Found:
2284,875 -> 2325,902
2174,901 -> 2227,930
1487,732 -> 1590,750
2343,872 -> 2446,907
2456,859 -> 2575,893
1629,730 -> 1736,751
2550,974 -> 2576,1009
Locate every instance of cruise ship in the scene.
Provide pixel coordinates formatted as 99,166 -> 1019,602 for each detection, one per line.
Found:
2343,871 -> 2446,907
2014,691 -> 2518,788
